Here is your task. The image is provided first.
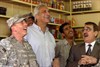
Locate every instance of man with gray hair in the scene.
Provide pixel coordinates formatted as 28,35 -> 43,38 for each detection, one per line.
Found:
0,15 -> 38,67
24,4 -> 56,67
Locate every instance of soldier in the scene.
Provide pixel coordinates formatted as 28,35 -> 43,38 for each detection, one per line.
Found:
0,15 -> 38,67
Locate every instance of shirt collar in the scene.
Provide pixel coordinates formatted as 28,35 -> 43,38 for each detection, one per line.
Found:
63,39 -> 76,46
85,40 -> 96,47
32,23 -> 49,32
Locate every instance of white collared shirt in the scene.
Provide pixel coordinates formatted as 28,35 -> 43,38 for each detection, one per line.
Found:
25,23 -> 56,67
85,40 -> 96,52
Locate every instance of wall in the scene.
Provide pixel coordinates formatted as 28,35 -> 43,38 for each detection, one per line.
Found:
67,0 -> 100,26
0,18 -> 10,37
0,1 -> 31,37
68,13 -> 100,26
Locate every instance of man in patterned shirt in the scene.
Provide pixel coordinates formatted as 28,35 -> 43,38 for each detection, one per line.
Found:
0,15 -> 38,67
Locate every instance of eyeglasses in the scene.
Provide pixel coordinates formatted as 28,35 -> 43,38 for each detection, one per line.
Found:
82,27 -> 92,32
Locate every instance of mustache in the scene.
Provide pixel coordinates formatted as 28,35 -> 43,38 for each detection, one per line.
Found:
84,33 -> 88,37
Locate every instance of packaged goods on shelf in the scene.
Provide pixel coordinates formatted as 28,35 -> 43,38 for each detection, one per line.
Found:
72,0 -> 92,12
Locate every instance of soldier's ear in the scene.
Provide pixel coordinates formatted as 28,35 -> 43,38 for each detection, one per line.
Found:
11,25 -> 17,32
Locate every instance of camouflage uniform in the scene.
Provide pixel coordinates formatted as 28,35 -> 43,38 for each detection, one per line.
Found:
0,36 -> 38,67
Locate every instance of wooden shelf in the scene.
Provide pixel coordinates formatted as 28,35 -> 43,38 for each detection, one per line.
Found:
49,7 -> 70,14
55,39 -> 61,42
0,35 -> 8,38
11,0 -> 70,14
12,0 -> 33,6
75,38 -> 83,41
72,10 -> 100,15
0,15 -> 11,19
11,0 -> 100,15
72,26 -> 83,28
0,35 -> 8,40
48,23 -> 61,26
48,23 -> 84,28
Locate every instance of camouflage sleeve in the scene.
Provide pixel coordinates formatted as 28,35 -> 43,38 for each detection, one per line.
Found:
0,43 -> 17,67
0,45 -> 8,67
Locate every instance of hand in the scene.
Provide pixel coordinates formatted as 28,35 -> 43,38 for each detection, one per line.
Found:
78,55 -> 88,65
81,55 -> 97,64
78,55 -> 97,65
53,58 -> 60,67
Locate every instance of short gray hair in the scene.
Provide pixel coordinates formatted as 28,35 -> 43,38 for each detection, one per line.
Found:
33,4 -> 48,16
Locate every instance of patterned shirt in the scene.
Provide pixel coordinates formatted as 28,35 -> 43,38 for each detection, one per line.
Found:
0,36 -> 38,67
